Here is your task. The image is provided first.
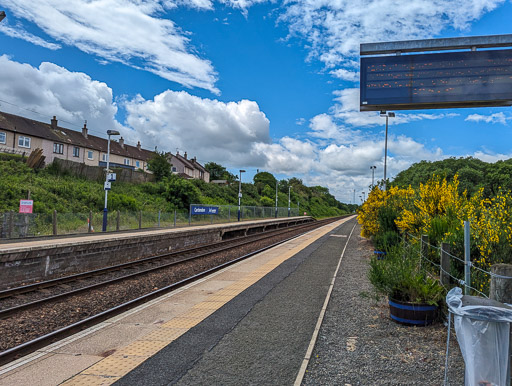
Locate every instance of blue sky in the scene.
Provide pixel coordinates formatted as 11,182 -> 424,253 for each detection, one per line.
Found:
1,0 -> 512,204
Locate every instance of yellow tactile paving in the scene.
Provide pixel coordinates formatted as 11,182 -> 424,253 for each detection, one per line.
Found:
60,374 -> 120,386
113,340 -> 168,357
179,308 -> 216,319
143,328 -> 188,342
160,317 -> 203,329
204,294 -> 236,302
82,355 -> 147,377
193,301 -> 227,310
57,217 -> 352,386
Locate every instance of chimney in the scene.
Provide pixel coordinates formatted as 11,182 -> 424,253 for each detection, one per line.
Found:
137,141 -> 141,151
192,156 -> 196,163
82,122 -> 88,138
119,137 -> 124,148
184,151 -> 187,159
51,116 -> 58,129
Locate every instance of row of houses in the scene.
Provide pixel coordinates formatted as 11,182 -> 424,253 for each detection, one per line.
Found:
0,111 -> 210,182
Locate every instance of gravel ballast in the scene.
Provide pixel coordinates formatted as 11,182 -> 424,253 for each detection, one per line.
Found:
302,226 -> 465,385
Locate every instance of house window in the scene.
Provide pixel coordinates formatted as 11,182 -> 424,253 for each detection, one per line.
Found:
135,160 -> 140,168
124,158 -> 130,166
18,136 -> 31,148
53,143 -> 64,154
0,132 -> 5,144
73,146 -> 80,157
87,150 -> 94,160
102,154 -> 108,162
172,166 -> 177,172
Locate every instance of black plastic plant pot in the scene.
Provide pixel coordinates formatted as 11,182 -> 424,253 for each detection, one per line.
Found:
388,298 -> 438,326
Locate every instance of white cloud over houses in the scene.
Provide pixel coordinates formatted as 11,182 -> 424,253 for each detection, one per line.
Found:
1,0 -> 219,93
0,55 -> 121,135
124,90 -> 271,165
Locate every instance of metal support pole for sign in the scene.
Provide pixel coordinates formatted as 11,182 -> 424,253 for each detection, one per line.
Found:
464,220 -> 471,295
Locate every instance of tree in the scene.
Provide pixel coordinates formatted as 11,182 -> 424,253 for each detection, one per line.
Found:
147,152 -> 171,182
253,171 -> 277,188
164,174 -> 201,210
204,162 -> 237,182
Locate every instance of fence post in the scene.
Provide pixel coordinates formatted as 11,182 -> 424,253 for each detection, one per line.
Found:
420,235 -> 428,267
174,210 -> 176,227
53,210 -> 57,236
116,211 -> 120,231
158,210 -> 161,227
490,264 -> 512,385
440,243 -> 451,287
88,210 -> 93,233
188,210 -> 191,226
228,206 -> 231,221
139,210 -> 142,229
8,211 -> 14,239
464,220 -> 471,295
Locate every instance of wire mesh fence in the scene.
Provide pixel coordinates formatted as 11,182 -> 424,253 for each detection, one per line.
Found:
403,232 -> 512,298
0,205 -> 302,240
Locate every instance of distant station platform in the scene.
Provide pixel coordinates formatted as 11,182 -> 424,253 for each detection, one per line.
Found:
0,216 -> 313,288
0,215 -> 357,386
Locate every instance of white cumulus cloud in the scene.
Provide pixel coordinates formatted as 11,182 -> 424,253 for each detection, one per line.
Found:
465,112 -> 511,125
0,55 -> 122,135
124,90 -> 271,165
2,0 -> 219,93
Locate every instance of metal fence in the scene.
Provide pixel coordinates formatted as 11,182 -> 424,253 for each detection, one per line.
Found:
0,205 -> 301,240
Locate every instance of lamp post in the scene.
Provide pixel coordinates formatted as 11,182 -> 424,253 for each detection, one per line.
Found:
362,191 -> 366,202
275,179 -> 278,218
102,130 -> 120,231
238,169 -> 245,221
0,11 -> 6,22
370,165 -> 376,188
380,111 -> 395,191
288,186 -> 291,217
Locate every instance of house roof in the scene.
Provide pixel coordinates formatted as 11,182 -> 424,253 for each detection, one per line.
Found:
0,111 -> 154,161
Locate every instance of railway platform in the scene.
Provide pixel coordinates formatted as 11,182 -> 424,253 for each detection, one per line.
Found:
0,215 -> 356,385
0,216 -> 313,289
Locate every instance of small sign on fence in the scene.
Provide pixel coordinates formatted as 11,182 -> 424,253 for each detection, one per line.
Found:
19,199 -> 33,214
191,206 -> 219,215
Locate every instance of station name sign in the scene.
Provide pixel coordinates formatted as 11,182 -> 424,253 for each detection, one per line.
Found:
191,206 -> 219,215
360,49 -> 512,111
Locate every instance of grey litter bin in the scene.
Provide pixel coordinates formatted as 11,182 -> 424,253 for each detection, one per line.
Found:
446,287 -> 512,386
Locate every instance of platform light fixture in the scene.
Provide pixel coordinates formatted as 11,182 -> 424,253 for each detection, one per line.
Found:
380,111 -> 395,191
370,165 -> 377,188
102,129 -> 120,232
275,179 -> 278,218
238,169 -> 246,221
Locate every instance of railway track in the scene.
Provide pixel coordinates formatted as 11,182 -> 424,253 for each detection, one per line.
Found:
0,215 -> 351,366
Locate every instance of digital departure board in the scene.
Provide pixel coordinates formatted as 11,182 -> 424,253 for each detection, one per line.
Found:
360,49 -> 512,111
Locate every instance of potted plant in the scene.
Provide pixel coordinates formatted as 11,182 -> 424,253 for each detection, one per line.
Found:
368,243 -> 444,326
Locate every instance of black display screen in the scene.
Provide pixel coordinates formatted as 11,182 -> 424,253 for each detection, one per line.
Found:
360,49 -> 512,111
